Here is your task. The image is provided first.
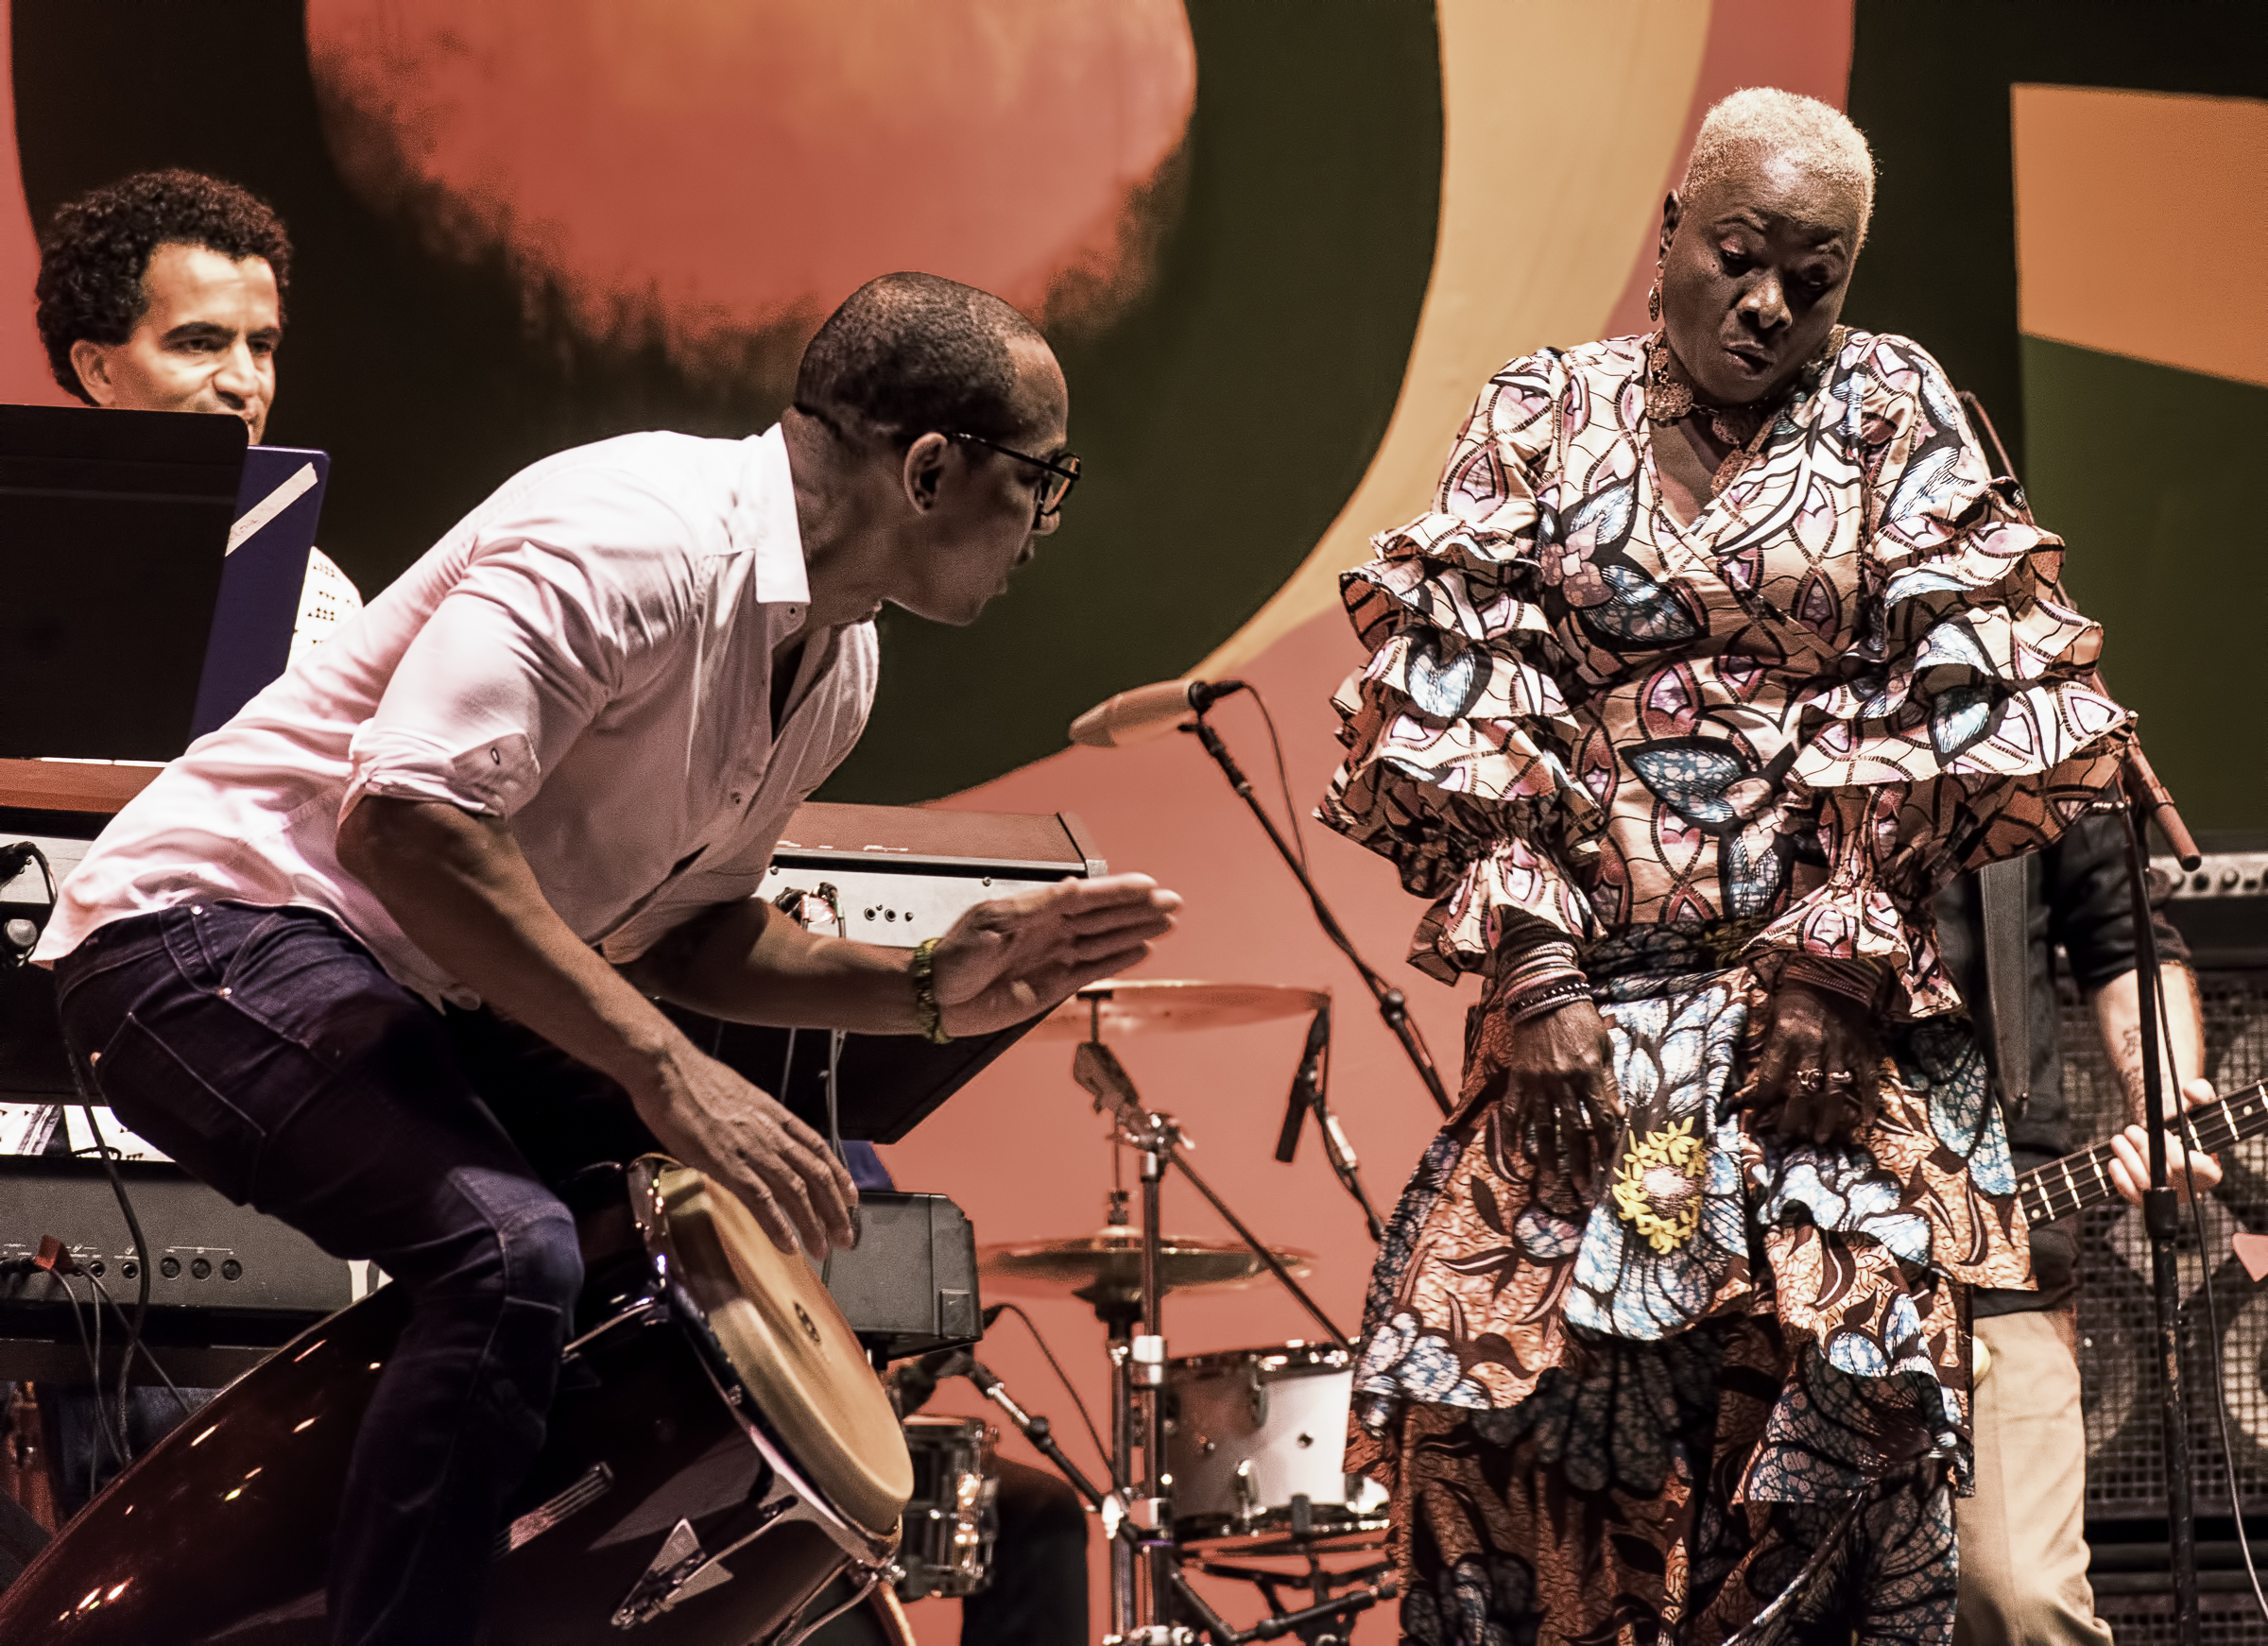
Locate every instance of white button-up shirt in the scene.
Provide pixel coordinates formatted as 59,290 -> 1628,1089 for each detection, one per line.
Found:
36,425 -> 877,1007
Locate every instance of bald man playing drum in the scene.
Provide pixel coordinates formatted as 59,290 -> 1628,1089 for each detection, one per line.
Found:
32,272 -> 1177,1646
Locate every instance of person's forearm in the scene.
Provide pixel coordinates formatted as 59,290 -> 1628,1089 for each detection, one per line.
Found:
620,896 -> 925,1034
336,797 -> 694,1098
2090,961 -> 2207,1122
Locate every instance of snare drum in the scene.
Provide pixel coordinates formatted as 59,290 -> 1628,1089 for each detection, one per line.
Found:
1163,1343 -> 1387,1543
894,1415 -> 999,1600
0,1157 -> 914,1645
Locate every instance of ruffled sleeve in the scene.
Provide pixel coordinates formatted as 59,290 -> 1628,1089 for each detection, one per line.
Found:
1751,334 -> 2132,1017
1319,351 -> 1606,982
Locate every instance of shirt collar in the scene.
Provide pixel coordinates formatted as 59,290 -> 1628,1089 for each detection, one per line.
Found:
746,423 -> 810,608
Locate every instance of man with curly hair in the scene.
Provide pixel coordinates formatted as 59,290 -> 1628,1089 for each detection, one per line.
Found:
34,168 -> 361,660
17,168 -> 365,1523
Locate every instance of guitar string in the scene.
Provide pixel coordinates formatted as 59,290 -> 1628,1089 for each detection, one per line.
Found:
2015,1079 -> 2267,1224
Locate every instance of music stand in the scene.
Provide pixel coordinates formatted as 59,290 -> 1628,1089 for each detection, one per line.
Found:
191,445 -> 332,737
0,405 -> 246,760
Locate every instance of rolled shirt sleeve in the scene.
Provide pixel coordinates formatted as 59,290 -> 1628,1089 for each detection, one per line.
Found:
342,473 -> 697,826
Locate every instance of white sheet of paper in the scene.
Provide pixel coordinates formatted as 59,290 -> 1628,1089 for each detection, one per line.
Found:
60,1105 -> 172,1163
0,1102 -> 60,1156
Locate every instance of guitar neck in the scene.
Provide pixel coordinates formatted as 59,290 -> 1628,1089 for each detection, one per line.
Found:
2019,1078 -> 2268,1226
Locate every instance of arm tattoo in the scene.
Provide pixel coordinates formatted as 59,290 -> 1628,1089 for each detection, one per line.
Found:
2113,1023 -> 2148,1114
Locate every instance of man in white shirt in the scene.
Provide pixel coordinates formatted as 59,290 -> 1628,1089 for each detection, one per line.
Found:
34,271 -> 1174,1645
34,168 -> 362,653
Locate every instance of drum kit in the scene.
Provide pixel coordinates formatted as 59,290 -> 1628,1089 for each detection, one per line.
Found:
0,981 -> 1390,1646
960,978 -> 1395,1646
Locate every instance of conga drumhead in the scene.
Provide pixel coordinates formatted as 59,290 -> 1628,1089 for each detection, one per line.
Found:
656,1165 -> 913,1536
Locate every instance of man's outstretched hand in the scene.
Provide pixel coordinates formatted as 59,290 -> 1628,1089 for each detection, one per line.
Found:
931,873 -> 1181,1036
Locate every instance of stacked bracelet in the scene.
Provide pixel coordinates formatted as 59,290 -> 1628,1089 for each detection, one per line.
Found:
1781,952 -> 1885,1012
1506,978 -> 1594,1025
1497,938 -> 1591,1025
911,937 -> 952,1044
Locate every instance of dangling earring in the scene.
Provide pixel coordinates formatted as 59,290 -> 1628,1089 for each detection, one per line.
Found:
1643,333 -> 1692,423
1647,265 -> 1662,324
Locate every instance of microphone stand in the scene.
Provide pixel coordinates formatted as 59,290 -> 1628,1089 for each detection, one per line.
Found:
1181,713 -> 1452,1118
2111,766 -> 2203,1646
1277,1006 -> 1386,1243
1967,380 -> 2204,1644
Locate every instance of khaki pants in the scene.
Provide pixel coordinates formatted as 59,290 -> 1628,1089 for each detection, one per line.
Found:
1956,1310 -> 2114,1646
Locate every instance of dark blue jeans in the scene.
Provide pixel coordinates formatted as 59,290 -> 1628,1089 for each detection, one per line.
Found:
52,901 -> 655,1646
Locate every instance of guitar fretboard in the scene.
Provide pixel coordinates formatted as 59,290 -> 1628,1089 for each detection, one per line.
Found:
2018,1079 -> 2268,1226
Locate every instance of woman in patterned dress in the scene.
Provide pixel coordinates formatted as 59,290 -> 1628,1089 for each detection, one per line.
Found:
1320,90 -> 2131,1646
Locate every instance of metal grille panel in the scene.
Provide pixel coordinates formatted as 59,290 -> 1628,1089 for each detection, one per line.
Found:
2067,970 -> 2268,1517
2094,1588 -> 2268,1646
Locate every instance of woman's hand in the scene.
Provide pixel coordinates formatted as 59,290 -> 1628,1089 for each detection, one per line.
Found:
1496,999 -> 1623,1193
1751,981 -> 1885,1146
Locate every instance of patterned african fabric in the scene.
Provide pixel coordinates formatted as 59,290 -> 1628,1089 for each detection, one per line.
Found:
1319,331 -> 2129,1020
1318,331 -> 2134,1645
1352,946 -> 2019,1646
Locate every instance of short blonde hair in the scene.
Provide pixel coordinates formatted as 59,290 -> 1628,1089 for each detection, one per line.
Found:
1680,87 -> 1876,249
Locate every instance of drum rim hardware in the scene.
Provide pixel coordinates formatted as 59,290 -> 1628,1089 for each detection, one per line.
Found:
1057,1022 -> 1356,1641
600,1158 -> 907,1637
893,1414 -> 1001,1601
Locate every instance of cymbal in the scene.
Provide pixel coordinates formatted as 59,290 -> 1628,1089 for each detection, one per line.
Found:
1028,980 -> 1328,1042
981,1229 -> 1313,1306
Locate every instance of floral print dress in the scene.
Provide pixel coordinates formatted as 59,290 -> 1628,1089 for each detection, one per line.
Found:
1318,332 -> 2130,1646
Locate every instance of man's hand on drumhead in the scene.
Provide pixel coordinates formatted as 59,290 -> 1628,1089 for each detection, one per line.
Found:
637,1048 -> 858,1255
931,873 -> 1180,1037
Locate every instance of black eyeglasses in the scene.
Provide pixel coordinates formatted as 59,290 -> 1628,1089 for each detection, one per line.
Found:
946,432 -> 1081,524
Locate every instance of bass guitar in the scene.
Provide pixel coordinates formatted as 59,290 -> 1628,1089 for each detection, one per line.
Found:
2018,1077 -> 2268,1226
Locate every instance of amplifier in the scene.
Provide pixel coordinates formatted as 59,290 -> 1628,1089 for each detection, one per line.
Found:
817,1190 -> 984,1362
2165,841 -> 2268,970
0,1149 -> 357,1386
2066,937 -> 2268,1519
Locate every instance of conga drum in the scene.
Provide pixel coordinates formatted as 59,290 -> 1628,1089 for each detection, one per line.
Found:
0,1158 -> 913,1644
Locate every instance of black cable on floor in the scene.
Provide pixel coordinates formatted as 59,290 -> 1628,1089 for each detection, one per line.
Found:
75,1099 -> 154,1478
47,1268 -> 118,1504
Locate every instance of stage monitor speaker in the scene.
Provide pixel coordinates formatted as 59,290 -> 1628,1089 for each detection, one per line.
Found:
2070,839 -> 2268,1641
2072,844 -> 2268,1524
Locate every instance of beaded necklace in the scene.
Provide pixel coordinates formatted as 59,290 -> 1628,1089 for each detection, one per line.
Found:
1642,326 -> 1848,496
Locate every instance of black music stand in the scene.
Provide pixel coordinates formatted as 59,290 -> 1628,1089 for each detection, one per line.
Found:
0,405 -> 247,760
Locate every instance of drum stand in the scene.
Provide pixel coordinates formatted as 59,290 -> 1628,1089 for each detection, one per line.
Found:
1072,1035 -> 1352,1646
1173,1533 -> 1396,1646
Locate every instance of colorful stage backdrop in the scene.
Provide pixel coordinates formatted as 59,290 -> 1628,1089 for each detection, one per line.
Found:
3,4 -> 2260,1639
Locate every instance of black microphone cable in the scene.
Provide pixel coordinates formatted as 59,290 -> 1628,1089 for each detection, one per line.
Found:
972,1300 -> 1122,1492
1239,685 -> 1310,875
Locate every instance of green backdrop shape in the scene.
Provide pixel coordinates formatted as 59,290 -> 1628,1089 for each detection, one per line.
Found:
2020,339 -> 2267,832
829,2 -> 1441,801
1845,0 -> 2268,831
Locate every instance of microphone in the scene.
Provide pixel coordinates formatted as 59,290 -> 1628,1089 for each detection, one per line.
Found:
1068,678 -> 1247,748
918,1344 -> 1006,1399
1275,1003 -> 1332,1164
